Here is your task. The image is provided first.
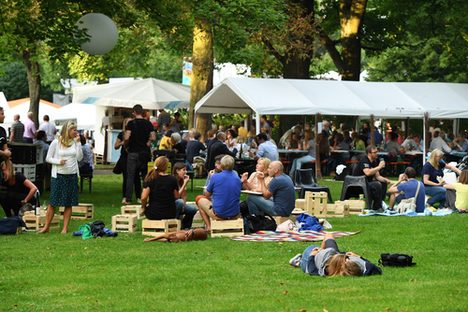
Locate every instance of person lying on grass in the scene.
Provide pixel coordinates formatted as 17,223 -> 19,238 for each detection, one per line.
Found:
289,233 -> 382,276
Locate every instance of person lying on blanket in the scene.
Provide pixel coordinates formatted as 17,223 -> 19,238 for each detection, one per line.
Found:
289,233 -> 382,276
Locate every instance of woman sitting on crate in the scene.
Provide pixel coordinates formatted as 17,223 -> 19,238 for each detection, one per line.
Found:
172,162 -> 198,229
0,159 -> 38,217
141,156 -> 179,220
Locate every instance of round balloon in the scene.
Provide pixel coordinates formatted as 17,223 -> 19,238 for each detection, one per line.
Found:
76,13 -> 118,55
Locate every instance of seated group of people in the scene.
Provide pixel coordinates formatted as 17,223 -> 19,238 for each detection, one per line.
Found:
142,154 -> 297,231
351,146 -> 467,212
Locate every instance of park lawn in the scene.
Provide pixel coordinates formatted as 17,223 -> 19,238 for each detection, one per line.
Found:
0,174 -> 467,312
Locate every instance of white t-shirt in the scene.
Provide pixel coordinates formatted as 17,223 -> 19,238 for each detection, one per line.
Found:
39,121 -> 57,142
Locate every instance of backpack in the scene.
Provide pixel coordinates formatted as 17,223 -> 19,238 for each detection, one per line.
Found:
0,216 -> 26,235
90,220 -> 106,238
379,253 -> 415,267
244,214 -> 277,234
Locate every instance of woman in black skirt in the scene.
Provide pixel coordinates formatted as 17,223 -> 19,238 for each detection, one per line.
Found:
39,120 -> 82,234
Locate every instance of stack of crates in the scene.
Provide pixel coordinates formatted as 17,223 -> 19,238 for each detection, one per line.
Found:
9,143 -> 37,182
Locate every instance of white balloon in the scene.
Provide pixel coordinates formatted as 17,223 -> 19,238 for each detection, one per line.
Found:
76,13 -> 118,55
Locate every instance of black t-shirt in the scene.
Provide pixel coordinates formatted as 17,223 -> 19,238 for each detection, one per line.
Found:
353,156 -> 378,182
0,126 -> 6,147
0,172 -> 28,196
126,118 -> 154,153
143,175 -> 179,220
117,132 -> 127,157
186,140 -> 206,163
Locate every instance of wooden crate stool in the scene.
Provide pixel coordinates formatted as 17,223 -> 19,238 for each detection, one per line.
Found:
324,202 -> 350,218
210,218 -> 244,238
339,199 -> 365,215
304,191 -> 328,217
112,214 -> 137,233
22,211 -> 60,232
295,198 -> 305,210
121,205 -> 144,219
59,203 -> 94,220
141,219 -> 181,236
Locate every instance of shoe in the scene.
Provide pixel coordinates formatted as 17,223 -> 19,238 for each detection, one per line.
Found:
137,198 -> 142,204
289,254 -> 302,267
122,198 -> 129,205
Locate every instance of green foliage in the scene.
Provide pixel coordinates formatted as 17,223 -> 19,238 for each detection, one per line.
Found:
0,174 -> 466,311
0,62 -> 29,100
212,113 -> 248,127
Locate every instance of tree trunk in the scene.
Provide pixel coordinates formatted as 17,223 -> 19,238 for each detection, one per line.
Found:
339,0 -> 367,81
23,49 -> 41,126
189,18 -> 213,140
282,54 -> 312,79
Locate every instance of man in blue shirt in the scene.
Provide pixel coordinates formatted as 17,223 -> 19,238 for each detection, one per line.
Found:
196,155 -> 241,231
256,133 -> 279,161
388,167 -> 426,212
247,161 -> 296,216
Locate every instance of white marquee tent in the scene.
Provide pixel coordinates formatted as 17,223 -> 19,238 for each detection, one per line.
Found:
195,77 -> 468,119
72,78 -> 190,109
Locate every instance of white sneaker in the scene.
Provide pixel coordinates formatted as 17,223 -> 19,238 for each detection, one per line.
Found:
289,254 -> 302,267
137,198 -> 142,204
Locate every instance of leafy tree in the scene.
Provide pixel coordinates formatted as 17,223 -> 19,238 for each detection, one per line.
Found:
0,62 -> 29,100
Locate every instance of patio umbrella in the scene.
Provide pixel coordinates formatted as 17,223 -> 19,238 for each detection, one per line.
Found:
72,78 -> 190,110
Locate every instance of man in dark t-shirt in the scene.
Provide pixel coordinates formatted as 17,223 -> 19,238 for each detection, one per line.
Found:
186,131 -> 206,163
0,107 -> 11,162
123,105 -> 155,204
353,145 -> 392,211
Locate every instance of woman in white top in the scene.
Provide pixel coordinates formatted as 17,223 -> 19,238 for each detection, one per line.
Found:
39,121 -> 83,234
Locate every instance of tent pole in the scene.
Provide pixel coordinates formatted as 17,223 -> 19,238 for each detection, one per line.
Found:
315,113 -> 322,180
369,114 -> 375,147
453,118 -> 459,136
423,112 -> 429,164
255,112 -> 260,135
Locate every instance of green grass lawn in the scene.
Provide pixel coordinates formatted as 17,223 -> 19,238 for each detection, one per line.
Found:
1,174 -> 467,311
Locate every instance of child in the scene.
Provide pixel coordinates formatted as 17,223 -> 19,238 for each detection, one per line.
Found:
289,233 -> 382,276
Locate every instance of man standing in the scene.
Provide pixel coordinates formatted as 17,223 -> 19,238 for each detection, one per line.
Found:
38,115 -> 57,144
157,109 -> 171,132
123,104 -> 155,204
256,133 -> 279,161
10,114 -> 25,143
246,161 -> 296,216
353,145 -> 392,211
23,112 -> 36,143
0,107 -> 11,160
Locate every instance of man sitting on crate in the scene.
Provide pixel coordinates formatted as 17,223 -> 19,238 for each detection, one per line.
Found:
196,155 -> 241,231
353,145 -> 392,212
246,161 -> 296,217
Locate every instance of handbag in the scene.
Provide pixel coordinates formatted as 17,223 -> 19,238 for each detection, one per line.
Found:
113,155 -> 125,174
395,181 -> 421,213
379,253 -> 415,267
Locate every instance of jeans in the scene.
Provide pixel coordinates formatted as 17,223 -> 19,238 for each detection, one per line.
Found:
125,152 -> 142,202
175,199 -> 198,229
289,155 -> 315,180
246,195 -> 276,216
425,185 -> 446,207
299,245 -> 319,274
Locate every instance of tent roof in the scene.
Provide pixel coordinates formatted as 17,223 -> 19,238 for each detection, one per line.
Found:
72,78 -> 190,110
195,78 -> 468,118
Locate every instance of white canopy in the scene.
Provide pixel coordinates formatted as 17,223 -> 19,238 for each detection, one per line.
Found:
5,98 -> 61,123
195,78 -> 468,119
72,78 -> 190,110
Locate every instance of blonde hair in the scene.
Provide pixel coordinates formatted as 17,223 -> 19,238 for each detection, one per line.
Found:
459,170 -> 468,184
59,120 -> 77,147
220,155 -> 234,170
428,149 -> 444,169
325,254 -> 363,277
1,159 -> 15,183
144,156 -> 169,183
258,157 -> 271,175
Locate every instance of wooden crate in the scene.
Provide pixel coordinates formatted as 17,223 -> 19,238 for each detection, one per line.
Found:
295,199 -> 305,210
141,219 -> 181,236
59,203 -> 94,220
339,199 -> 365,215
22,212 -> 60,231
324,203 -> 350,218
210,218 -> 244,238
304,191 -> 328,217
112,214 -> 137,233
121,205 -> 144,219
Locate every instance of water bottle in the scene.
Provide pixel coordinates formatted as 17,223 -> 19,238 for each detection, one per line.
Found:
35,204 -> 41,216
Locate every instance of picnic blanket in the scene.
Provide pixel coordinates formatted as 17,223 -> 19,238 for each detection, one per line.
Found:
359,208 -> 454,217
231,230 -> 358,242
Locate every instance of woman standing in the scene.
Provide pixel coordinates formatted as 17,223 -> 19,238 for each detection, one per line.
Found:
39,121 -> 82,233
0,159 -> 38,217
141,156 -> 179,220
173,162 -> 198,229
422,149 -> 461,208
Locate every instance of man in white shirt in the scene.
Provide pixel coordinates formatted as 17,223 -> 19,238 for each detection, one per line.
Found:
38,115 -> 57,144
256,133 -> 279,161
429,130 -> 451,153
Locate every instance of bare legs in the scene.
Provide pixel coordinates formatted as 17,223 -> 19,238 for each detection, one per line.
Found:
196,198 -> 212,231
38,204 -> 71,234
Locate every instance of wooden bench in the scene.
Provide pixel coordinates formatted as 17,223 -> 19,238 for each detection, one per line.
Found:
141,219 -> 181,236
